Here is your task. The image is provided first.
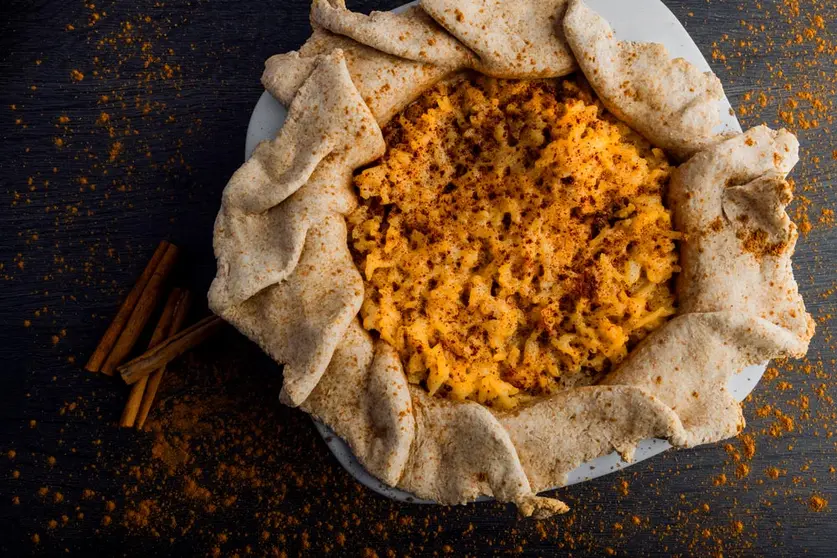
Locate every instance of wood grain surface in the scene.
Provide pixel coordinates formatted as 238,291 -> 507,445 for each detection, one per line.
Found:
1,0 -> 835,556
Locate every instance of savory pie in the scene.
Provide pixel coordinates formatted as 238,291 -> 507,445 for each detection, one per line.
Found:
208,0 -> 814,517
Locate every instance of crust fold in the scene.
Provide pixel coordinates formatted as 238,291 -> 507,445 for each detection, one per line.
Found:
262,29 -> 451,125
499,386 -> 682,493
420,0 -> 576,78
671,126 -> 814,346
302,323 -> 416,485
310,0 -> 475,68
210,52 -> 383,406
563,0 -> 725,159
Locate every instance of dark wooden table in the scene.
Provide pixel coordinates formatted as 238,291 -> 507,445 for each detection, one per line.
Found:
2,0 -> 836,555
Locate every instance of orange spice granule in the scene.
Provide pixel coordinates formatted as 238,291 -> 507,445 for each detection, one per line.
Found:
124,500 -> 156,529
724,443 -> 741,461
763,367 -> 780,381
619,480 -> 630,496
740,434 -> 756,460
808,495 -> 828,512
183,476 -> 212,501
69,69 -> 84,81
108,141 -> 123,162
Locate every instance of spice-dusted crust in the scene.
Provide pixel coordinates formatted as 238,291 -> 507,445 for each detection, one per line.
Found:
420,0 -> 576,78
563,0 -> 726,160
306,0 -> 578,79
349,76 -> 679,409
209,0 -> 813,516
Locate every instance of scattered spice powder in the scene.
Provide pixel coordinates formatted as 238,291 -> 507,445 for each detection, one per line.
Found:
4,0 -> 836,555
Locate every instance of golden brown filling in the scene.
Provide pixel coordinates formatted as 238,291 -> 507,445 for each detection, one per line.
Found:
348,76 -> 680,409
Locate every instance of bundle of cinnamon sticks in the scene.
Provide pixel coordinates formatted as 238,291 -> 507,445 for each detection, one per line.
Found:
85,240 -> 223,429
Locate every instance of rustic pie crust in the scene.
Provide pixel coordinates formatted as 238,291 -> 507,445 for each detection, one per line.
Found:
209,0 -> 814,517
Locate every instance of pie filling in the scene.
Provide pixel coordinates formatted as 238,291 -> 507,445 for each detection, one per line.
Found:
348,76 -> 680,410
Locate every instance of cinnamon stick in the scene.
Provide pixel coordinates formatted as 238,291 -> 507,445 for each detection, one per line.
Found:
135,289 -> 193,429
119,289 -> 182,428
101,243 -> 179,375
85,241 -> 170,373
119,315 -> 224,385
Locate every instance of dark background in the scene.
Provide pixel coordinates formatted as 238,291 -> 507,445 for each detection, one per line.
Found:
1,0 -> 836,556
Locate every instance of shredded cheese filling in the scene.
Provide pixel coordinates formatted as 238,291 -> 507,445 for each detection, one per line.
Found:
348,76 -> 680,410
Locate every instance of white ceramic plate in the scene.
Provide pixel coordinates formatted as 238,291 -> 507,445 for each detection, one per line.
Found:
245,0 -> 759,504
